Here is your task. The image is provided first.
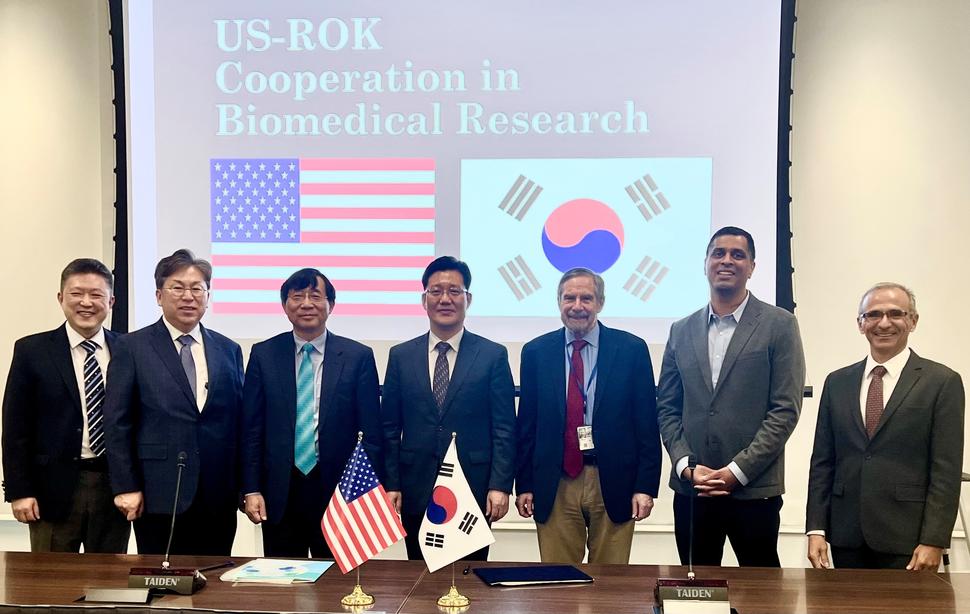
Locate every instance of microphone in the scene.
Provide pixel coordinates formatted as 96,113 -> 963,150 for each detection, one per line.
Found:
128,451 -> 208,595
654,455 -> 730,612
686,455 -> 697,581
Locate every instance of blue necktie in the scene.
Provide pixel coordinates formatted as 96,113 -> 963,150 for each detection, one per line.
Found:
295,343 -> 318,475
80,340 -> 105,456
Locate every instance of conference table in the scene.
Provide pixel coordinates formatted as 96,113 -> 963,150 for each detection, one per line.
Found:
0,552 -> 965,613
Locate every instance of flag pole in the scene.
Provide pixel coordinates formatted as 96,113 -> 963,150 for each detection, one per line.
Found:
436,434 -> 471,608
340,432 -> 375,607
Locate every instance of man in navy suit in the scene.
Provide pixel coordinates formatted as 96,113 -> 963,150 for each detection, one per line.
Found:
241,268 -> 382,557
382,256 -> 516,560
2,259 -> 130,552
515,267 -> 661,564
103,249 -> 244,556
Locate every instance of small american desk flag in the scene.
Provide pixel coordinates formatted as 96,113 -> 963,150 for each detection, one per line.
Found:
321,441 -> 406,573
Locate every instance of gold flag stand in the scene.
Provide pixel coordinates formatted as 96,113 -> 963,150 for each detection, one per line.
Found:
437,562 -> 470,608
341,565 -> 375,606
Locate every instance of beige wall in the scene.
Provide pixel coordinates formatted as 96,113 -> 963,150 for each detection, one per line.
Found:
1,0 -> 968,566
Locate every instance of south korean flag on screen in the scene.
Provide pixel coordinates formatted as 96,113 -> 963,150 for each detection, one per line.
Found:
419,438 -> 494,572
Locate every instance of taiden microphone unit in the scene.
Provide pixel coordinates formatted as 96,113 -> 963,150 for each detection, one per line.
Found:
129,451 -> 207,595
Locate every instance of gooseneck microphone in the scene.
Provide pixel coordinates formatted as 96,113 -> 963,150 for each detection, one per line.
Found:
686,455 -> 697,581
162,451 -> 188,570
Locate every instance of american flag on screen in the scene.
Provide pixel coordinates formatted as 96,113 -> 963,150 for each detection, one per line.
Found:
208,157 -> 435,316
321,442 -> 406,573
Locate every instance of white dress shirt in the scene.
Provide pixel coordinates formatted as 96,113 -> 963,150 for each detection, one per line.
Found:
428,328 -> 464,387
161,318 -> 208,411
65,324 -> 109,459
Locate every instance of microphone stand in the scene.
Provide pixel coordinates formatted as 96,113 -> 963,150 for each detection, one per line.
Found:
128,451 -> 208,595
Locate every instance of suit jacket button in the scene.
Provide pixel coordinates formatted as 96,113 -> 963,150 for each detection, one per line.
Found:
437,426 -> 443,432
709,411 -> 715,416
865,454 -> 872,460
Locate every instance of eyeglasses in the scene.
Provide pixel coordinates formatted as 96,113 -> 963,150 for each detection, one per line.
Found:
288,291 -> 327,304
859,309 -> 910,323
424,286 -> 467,299
163,286 -> 208,298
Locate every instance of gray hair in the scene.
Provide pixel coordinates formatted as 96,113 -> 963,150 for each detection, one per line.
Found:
858,282 -> 918,317
557,268 -> 605,303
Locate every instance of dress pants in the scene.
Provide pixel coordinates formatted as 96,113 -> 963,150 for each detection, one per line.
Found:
673,493 -> 782,567
134,496 -> 236,556
260,466 -> 332,558
29,463 -> 130,553
831,543 -> 913,570
535,464 -> 635,564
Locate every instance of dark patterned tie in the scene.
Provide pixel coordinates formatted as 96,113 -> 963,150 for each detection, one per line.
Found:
432,341 -> 451,411
80,340 -> 105,456
563,339 -> 588,478
865,365 -> 888,438
178,334 -> 198,403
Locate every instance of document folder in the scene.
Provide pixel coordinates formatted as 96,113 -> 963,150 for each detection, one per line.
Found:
474,565 -> 593,586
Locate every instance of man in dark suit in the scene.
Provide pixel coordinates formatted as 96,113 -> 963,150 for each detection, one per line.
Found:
515,267 -> 661,564
806,282 -> 964,570
2,259 -> 130,552
382,256 -> 516,560
657,226 -> 806,567
103,249 -> 244,556
241,268 -> 382,557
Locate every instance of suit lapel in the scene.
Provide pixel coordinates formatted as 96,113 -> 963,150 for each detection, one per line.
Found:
200,325 -> 220,412
412,334 -> 437,411
49,325 -> 82,412
320,332 -> 346,428
440,332 -> 479,418
689,310 -> 714,397
872,352 -> 923,439
839,360 -> 869,439
150,319 -> 197,410
270,334 -> 298,435
591,324 -> 617,419
712,296 -> 763,400
550,329 -> 568,420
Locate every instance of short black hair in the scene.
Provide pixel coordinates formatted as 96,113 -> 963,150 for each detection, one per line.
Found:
280,268 -> 336,306
421,256 -> 471,290
60,258 -> 113,292
706,226 -> 756,260
154,249 -> 213,289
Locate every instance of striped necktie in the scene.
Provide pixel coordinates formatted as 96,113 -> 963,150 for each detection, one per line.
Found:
295,343 -> 318,475
80,339 -> 105,456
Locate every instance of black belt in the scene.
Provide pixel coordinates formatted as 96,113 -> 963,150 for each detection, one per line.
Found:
582,455 -> 597,466
78,456 -> 108,472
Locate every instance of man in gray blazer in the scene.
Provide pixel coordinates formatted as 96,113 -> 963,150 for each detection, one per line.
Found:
806,283 -> 964,570
657,226 -> 806,567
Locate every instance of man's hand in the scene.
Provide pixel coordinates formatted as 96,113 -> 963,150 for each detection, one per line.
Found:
10,497 -> 39,523
114,491 -> 144,521
684,465 -> 739,497
631,493 -> 654,521
485,490 -> 509,522
515,492 -> 534,518
387,490 -> 402,515
907,544 -> 943,571
807,534 -> 830,569
244,493 -> 267,524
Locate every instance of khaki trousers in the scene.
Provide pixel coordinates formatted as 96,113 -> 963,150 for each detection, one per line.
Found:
535,465 -> 634,564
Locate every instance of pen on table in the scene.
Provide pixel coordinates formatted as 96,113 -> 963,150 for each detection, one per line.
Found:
198,561 -> 235,573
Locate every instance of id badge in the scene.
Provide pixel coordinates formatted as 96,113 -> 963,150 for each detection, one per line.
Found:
577,425 -> 594,451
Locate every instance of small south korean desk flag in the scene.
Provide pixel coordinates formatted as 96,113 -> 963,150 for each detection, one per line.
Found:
419,435 -> 494,572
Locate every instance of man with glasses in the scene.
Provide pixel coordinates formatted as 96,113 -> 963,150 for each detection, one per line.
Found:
806,283 -> 964,570
515,268 -> 660,563
103,249 -> 244,555
240,268 -> 382,557
2,259 -> 130,552
382,256 -> 516,560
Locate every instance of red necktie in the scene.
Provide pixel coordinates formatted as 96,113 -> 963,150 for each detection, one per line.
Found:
865,365 -> 888,438
563,339 -> 588,478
